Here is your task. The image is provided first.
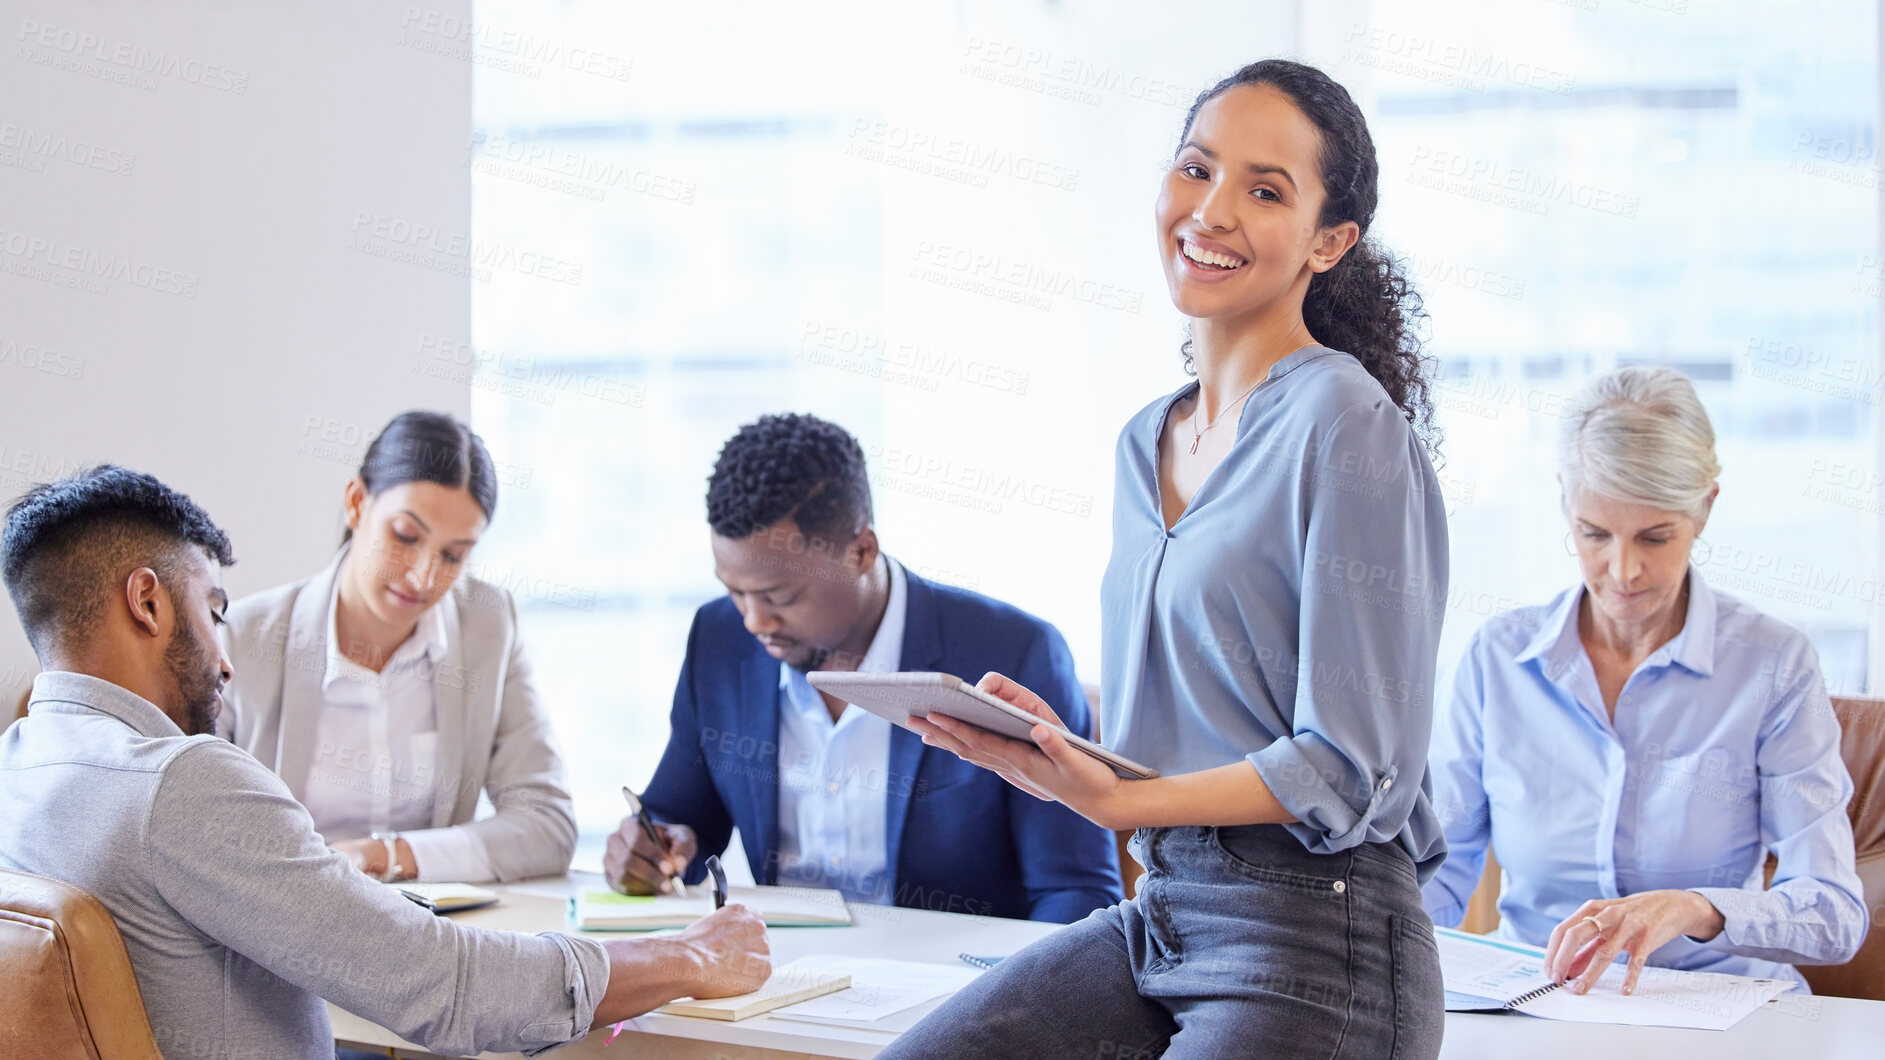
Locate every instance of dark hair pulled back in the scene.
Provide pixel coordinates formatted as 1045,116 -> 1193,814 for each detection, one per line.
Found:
343,411 -> 497,543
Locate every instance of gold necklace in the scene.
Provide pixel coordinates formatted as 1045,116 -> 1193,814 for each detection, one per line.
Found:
1188,376 -> 1266,455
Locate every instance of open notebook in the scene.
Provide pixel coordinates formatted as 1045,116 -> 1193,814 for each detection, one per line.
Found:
388,882 -> 500,913
655,958 -> 852,1021
569,885 -> 851,930
1438,926 -> 1793,1031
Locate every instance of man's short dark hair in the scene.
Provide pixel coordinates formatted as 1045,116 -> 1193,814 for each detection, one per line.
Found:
2,465 -> 235,655
706,414 -> 873,544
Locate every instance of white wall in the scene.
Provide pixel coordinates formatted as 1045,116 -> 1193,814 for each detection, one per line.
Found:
1875,4 -> 1885,694
0,0 -> 473,704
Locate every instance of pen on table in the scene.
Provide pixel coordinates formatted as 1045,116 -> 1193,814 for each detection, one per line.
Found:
706,854 -> 728,911
621,784 -> 687,897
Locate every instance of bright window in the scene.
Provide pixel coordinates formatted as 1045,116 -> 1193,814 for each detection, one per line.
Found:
467,1 -> 1878,860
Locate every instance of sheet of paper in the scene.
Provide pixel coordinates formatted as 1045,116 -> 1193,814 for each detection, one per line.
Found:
769,956 -> 981,1024
1516,961 -> 1794,1031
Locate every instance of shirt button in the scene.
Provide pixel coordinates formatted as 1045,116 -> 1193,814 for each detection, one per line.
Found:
1381,778 -> 1394,791
826,781 -> 841,794
1332,880 -> 1347,894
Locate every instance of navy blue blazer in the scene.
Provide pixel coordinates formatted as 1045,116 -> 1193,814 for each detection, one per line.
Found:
642,570 -> 1121,923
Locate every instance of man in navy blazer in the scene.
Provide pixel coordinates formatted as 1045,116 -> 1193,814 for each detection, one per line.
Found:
604,414 -> 1119,923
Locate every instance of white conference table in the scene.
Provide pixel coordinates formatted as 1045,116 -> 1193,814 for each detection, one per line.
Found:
331,873 -> 1885,1060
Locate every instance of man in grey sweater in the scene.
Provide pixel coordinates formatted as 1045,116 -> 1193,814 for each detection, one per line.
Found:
0,466 -> 770,1059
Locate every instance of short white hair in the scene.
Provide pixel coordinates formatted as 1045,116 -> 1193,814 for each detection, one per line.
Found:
1559,366 -> 1720,519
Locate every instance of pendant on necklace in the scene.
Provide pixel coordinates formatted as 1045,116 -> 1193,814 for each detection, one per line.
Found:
1189,435 -> 1200,455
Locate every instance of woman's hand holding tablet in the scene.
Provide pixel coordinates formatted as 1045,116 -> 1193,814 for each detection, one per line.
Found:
926,673 -> 1144,816
804,670 -> 1157,825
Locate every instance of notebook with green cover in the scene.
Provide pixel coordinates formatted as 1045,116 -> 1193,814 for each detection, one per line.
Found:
568,885 -> 851,930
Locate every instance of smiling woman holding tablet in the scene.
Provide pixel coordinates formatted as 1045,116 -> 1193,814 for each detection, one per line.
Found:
880,60 -> 1450,1060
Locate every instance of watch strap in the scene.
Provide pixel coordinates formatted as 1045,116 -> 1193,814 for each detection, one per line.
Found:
370,831 -> 403,882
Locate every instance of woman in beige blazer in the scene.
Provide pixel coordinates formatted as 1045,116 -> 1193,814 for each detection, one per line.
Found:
219,411 -> 575,883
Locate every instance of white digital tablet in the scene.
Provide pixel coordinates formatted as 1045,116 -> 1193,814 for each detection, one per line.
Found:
805,670 -> 1159,780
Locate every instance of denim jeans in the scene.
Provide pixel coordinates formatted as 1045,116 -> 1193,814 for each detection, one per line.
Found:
880,824 -> 1444,1060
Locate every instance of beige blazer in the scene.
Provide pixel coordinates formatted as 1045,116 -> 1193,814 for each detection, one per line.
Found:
217,547 -> 576,882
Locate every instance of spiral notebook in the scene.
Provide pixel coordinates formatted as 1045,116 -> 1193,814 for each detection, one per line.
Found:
1437,927 -> 1792,1031
1439,928 -> 1568,1012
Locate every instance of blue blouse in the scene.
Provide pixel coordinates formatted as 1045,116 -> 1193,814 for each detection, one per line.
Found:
1101,346 -> 1451,880
1422,571 -> 1867,985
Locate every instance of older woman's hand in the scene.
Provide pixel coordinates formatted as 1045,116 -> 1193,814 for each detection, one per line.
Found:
1543,890 -> 1726,995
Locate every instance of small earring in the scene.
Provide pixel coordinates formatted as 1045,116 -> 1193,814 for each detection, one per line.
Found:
1564,532 -> 1576,557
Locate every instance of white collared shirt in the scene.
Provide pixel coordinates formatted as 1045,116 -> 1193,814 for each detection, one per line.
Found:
301,576 -> 488,882
774,556 -> 906,904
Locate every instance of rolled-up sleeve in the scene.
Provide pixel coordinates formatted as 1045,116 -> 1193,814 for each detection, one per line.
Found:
1689,642 -> 1868,965
145,739 -> 608,1057
1247,398 -> 1449,854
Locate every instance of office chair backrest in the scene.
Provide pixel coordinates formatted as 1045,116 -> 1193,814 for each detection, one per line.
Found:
1801,696 -> 1885,1000
0,867 -> 164,1059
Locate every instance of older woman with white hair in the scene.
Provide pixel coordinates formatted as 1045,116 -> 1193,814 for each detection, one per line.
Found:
1422,366 -> 1867,996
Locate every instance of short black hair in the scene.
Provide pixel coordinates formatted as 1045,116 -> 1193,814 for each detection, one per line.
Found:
706,414 -> 873,544
2,465 -> 235,655
344,411 -> 498,543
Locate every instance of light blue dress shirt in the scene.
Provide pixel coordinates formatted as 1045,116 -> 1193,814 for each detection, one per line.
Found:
1102,346 -> 1451,879
775,557 -> 907,904
1423,570 -> 1868,986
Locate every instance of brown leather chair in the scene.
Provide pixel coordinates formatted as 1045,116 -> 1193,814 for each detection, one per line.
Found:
1799,696 -> 1885,999
1459,848 -> 1503,934
0,868 -> 163,1059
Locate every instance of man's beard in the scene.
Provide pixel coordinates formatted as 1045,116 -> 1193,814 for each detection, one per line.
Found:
788,645 -> 833,673
164,618 -> 222,736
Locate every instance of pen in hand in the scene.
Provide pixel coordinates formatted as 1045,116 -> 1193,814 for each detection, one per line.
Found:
706,854 -> 728,911
621,785 -> 688,898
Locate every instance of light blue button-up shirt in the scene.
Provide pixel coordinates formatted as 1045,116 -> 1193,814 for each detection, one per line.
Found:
775,557 -> 907,904
1423,570 -> 1868,986
1102,347 -> 1451,879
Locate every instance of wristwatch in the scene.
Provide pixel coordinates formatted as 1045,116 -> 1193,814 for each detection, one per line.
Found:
369,831 -> 405,883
